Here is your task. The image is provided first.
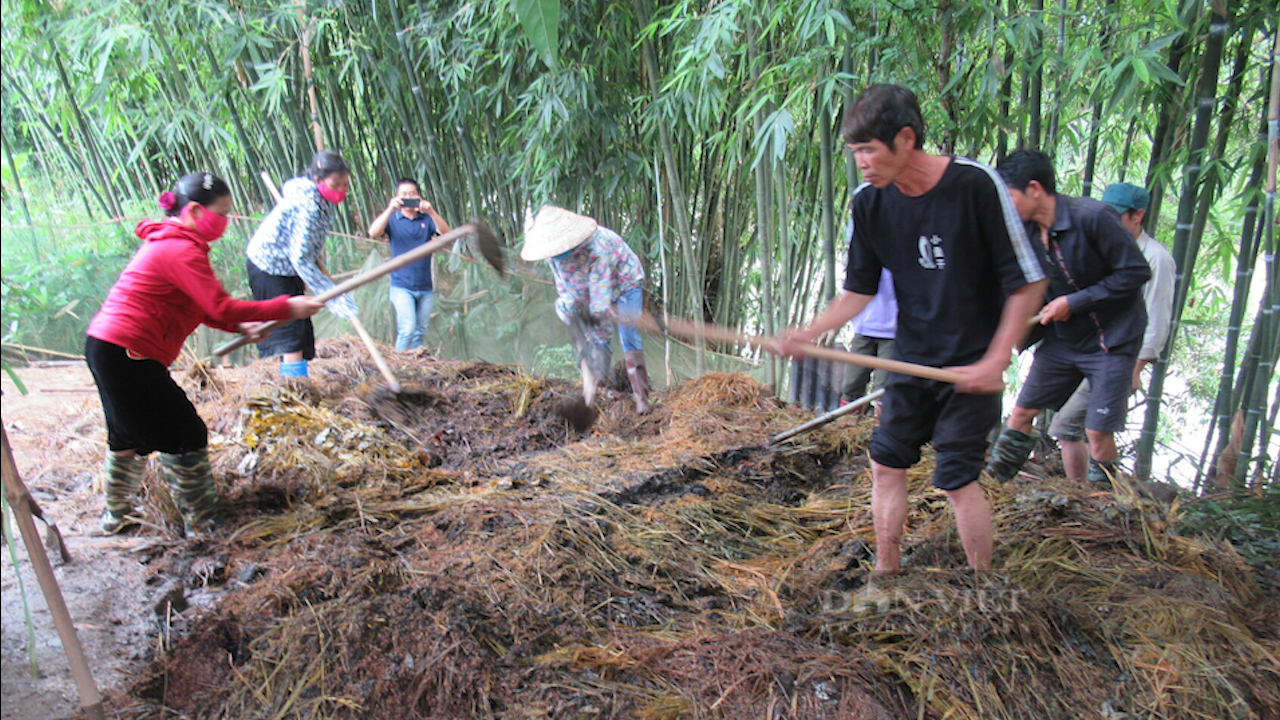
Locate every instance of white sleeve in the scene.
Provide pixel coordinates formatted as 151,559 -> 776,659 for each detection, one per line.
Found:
1140,240 -> 1176,360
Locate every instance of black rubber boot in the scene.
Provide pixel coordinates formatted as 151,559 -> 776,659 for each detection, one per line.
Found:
985,427 -> 1036,483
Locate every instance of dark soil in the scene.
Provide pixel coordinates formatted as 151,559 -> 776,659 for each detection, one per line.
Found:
4,345 -> 1278,720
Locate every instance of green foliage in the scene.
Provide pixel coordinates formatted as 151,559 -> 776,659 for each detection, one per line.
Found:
514,0 -> 560,70
1176,486 -> 1280,565
0,222 -> 132,354
530,342 -> 578,379
2,362 -> 27,393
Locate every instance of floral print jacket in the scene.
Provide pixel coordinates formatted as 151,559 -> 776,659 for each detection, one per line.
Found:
548,226 -> 644,331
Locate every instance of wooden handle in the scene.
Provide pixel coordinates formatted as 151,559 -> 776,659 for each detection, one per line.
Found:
213,224 -> 476,356
637,314 -> 966,384
349,316 -> 401,393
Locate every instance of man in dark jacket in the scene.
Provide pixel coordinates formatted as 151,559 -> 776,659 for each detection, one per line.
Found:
987,150 -> 1151,485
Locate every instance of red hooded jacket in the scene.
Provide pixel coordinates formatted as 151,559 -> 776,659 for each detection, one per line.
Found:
87,219 -> 292,366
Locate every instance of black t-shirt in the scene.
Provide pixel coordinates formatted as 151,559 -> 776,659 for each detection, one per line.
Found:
844,157 -> 1044,367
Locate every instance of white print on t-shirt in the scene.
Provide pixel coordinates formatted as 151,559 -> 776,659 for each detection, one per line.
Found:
917,235 -> 946,270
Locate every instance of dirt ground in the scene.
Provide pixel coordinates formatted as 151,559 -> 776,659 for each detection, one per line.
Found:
3,352 -> 1276,720
1,363 -> 158,720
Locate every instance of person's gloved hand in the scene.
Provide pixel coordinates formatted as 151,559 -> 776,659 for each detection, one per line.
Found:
555,298 -> 580,326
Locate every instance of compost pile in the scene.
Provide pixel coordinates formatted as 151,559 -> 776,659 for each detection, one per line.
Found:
107,338 -> 1278,720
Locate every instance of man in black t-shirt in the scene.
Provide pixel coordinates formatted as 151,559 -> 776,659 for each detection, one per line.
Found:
774,84 -> 1046,575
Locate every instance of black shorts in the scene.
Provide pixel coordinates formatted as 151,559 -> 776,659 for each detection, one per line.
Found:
871,373 -> 1001,491
247,259 -> 314,360
1016,341 -> 1135,434
85,336 -> 207,455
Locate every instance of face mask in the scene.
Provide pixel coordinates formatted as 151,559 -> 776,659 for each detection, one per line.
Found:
184,204 -> 229,242
317,180 -> 348,204
553,248 -> 577,262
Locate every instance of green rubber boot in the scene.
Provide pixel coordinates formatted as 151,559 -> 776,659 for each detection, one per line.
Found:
1087,458 -> 1120,485
985,427 -> 1037,483
159,449 -> 222,536
100,452 -> 146,534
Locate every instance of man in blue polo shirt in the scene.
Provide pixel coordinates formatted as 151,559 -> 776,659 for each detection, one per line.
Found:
368,178 -> 452,350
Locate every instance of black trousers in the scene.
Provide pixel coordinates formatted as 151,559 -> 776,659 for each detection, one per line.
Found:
246,259 -> 315,360
84,336 -> 207,455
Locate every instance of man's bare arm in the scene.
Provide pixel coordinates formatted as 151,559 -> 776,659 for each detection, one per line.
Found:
948,279 -> 1047,393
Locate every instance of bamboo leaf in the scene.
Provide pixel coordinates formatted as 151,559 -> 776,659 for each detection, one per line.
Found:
1131,56 -> 1150,84
513,0 -> 559,70
1144,31 -> 1182,54
92,28 -> 117,84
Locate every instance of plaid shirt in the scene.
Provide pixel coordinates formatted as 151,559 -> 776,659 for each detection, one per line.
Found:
548,226 -> 644,336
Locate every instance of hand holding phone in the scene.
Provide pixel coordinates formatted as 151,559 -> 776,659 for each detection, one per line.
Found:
400,198 -> 421,208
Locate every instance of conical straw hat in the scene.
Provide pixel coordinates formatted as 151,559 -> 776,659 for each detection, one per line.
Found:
520,205 -> 598,261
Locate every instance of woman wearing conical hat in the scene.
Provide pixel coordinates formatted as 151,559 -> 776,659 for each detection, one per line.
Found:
522,206 -> 651,414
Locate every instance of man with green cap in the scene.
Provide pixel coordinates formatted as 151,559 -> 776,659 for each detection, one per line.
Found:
1046,182 -> 1175,482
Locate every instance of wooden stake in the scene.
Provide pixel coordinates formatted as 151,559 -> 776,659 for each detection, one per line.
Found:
1,426 -> 105,720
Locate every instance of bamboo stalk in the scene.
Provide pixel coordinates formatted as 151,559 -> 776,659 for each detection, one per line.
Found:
1135,0 -> 1230,480
638,6 -> 703,375
1233,26 -> 1280,485
296,0 -> 325,151
1199,89 -> 1271,489
0,427 -> 105,720
1,343 -> 85,360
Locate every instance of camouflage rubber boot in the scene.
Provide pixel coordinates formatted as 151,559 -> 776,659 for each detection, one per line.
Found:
985,427 -> 1036,483
100,452 -> 146,534
159,449 -> 222,536
1087,458 -> 1120,485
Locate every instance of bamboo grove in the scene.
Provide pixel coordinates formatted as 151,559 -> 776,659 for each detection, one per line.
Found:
0,0 -> 1276,489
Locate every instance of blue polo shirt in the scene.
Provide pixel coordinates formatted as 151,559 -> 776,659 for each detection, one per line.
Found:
386,211 -> 437,291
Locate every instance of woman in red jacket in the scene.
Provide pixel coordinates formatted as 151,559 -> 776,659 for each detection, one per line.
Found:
86,173 -> 322,536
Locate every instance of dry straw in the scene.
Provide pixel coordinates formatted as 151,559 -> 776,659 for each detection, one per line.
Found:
108,339 -> 1278,719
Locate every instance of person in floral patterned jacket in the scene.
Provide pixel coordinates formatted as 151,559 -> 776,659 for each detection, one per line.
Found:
522,206 -> 652,414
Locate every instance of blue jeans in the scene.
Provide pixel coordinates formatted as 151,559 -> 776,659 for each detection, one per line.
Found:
389,286 -> 434,351
615,287 -> 644,352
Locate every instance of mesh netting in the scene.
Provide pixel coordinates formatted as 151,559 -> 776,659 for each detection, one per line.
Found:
0,217 -> 762,390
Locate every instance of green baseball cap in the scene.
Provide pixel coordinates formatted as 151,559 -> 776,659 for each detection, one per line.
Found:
1101,182 -> 1150,214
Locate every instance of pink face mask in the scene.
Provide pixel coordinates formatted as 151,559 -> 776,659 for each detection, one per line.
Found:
317,180 -> 348,204
183,204 -> 229,242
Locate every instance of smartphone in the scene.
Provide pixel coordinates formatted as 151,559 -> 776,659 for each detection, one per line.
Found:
401,198 -> 421,208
